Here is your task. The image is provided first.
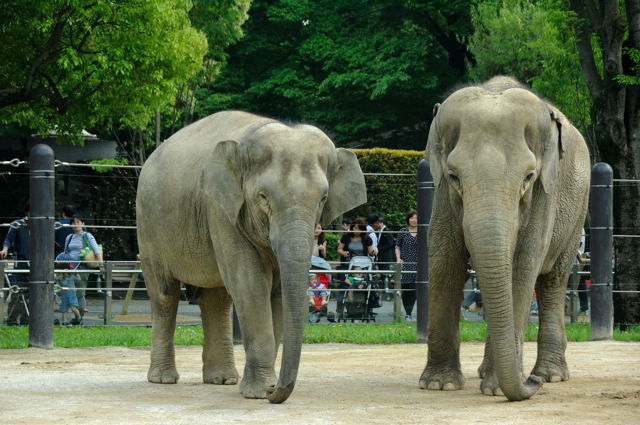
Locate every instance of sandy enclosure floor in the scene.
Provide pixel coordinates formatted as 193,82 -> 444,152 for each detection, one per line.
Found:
0,341 -> 639,425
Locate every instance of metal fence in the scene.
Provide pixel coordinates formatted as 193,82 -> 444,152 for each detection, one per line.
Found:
0,149 -> 635,343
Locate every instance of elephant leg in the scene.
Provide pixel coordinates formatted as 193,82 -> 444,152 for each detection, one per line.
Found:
146,266 -> 181,384
419,200 -> 467,391
236,291 -> 278,399
205,218 -> 280,399
531,265 -> 570,382
199,286 -> 239,385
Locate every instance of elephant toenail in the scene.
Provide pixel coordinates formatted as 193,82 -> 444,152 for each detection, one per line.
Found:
427,381 -> 441,390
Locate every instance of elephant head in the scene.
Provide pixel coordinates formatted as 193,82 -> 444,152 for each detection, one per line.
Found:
427,82 -> 563,400
206,123 -> 366,403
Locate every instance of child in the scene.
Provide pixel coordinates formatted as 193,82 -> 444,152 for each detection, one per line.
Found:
308,273 -> 329,304
55,253 -> 82,326
345,266 -> 366,301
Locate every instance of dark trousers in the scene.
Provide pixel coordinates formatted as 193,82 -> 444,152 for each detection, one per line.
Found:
401,281 -> 416,316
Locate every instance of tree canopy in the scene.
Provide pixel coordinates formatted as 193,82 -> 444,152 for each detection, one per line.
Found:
195,0 -> 476,148
0,0 -> 230,138
468,0 -> 592,130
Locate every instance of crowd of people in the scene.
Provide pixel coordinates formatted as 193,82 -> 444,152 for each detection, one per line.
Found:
310,210 -> 420,321
1,204 -> 104,326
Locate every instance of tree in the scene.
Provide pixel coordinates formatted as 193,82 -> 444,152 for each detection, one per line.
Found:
195,0 -> 477,148
568,1 -> 640,328
468,0 -> 591,131
0,0 -> 208,139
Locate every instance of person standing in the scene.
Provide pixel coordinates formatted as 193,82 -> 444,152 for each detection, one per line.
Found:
395,210 -> 418,321
374,216 -> 395,299
58,215 -> 104,313
312,223 -> 327,259
0,207 -> 30,325
366,214 -> 379,259
54,204 -> 75,257
374,216 -> 395,266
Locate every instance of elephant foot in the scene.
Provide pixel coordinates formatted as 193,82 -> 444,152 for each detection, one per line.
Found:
239,378 -> 272,399
477,360 -> 487,379
204,366 -> 239,385
147,365 -> 180,384
419,366 -> 464,391
531,362 -> 569,383
479,373 -> 503,396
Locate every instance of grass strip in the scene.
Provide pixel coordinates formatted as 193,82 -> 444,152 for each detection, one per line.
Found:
0,322 -> 638,349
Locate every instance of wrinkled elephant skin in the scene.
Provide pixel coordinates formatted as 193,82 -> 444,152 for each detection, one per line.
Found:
136,111 -> 366,403
420,77 -> 590,401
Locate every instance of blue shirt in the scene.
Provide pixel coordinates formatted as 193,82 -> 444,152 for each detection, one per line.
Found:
2,217 -> 29,260
63,232 -> 100,260
55,218 -> 73,256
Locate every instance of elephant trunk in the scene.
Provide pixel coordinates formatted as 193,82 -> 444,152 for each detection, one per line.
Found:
464,203 -> 542,401
267,217 -> 314,404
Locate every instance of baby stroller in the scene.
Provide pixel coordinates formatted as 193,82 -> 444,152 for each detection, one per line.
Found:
308,256 -> 335,323
338,256 -> 380,322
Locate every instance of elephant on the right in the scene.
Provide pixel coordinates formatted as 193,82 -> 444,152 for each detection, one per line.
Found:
420,76 -> 590,401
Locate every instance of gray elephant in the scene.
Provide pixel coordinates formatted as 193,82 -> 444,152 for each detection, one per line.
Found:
420,76 -> 590,401
136,111 -> 366,403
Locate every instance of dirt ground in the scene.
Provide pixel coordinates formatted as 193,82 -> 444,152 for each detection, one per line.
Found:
1,341 -> 639,425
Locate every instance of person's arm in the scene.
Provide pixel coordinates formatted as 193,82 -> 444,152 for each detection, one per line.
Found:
319,241 -> 327,257
337,241 -> 349,258
367,242 -> 376,256
395,232 -> 404,262
86,233 -> 105,268
1,228 -> 16,259
395,247 -> 402,263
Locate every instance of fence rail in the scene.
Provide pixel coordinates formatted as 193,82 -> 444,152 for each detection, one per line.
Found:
2,155 -> 638,334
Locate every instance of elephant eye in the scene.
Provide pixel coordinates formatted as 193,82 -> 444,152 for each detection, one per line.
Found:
525,172 -> 535,182
448,171 -> 460,183
258,191 -> 268,202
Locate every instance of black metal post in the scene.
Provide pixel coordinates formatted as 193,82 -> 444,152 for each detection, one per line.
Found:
29,144 -> 55,348
589,162 -> 613,340
416,159 -> 434,342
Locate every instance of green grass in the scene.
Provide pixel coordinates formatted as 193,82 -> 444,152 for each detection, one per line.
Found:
1,322 -> 639,349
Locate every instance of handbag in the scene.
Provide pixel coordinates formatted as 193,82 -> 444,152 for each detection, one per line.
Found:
81,233 -> 100,268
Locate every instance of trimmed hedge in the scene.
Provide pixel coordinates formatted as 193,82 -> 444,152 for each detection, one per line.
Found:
347,148 -> 424,229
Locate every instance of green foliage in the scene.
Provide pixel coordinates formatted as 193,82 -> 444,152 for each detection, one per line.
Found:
195,0 -> 475,146
615,48 -> 640,86
348,148 -> 424,228
324,232 -> 341,262
0,0 -> 208,139
2,323 -> 638,348
468,0 -> 592,126
89,159 -> 131,174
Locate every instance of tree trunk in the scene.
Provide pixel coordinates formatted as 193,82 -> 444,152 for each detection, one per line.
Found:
570,1 -> 640,328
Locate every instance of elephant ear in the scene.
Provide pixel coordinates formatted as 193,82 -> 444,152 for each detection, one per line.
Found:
539,108 -> 564,194
204,140 -> 244,225
426,104 -> 445,189
320,148 -> 367,227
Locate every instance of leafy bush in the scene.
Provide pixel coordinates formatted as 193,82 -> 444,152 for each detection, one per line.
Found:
324,232 -> 341,261
347,148 -> 424,228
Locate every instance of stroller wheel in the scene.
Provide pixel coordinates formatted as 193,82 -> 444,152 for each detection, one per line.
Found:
308,312 -> 321,323
327,311 -> 336,322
